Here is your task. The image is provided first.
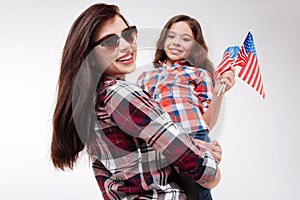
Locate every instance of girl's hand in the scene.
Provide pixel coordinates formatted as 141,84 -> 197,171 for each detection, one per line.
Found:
221,67 -> 235,92
214,67 -> 236,95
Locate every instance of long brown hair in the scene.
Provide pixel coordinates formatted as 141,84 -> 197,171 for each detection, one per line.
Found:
51,3 -> 128,170
153,15 -> 214,76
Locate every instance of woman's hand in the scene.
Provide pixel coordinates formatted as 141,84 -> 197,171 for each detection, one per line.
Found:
194,139 -> 222,189
208,140 -> 222,164
194,140 -> 222,164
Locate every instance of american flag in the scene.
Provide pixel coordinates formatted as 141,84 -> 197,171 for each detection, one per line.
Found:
214,46 -> 240,79
234,31 -> 266,99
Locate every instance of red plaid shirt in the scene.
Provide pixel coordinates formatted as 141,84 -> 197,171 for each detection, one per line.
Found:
90,76 -> 217,200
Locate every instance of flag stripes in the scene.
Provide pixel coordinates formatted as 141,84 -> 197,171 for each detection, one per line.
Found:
214,46 -> 240,79
237,50 -> 265,99
214,52 -> 233,79
234,46 -> 247,67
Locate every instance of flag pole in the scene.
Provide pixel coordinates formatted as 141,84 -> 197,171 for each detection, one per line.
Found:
217,83 -> 226,97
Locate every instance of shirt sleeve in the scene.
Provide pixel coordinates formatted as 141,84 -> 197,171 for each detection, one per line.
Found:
195,70 -> 214,112
106,82 -> 217,184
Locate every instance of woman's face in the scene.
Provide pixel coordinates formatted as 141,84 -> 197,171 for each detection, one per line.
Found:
92,16 -> 137,79
164,21 -> 194,66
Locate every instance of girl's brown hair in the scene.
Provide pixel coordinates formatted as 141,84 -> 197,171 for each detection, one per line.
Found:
153,15 -> 214,76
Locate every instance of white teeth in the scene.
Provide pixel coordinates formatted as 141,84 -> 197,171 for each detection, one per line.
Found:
170,49 -> 182,54
118,54 -> 132,62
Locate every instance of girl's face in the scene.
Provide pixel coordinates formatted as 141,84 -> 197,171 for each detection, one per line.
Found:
164,21 -> 194,66
92,16 -> 137,79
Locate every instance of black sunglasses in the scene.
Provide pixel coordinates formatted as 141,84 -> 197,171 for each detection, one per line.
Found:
91,25 -> 137,50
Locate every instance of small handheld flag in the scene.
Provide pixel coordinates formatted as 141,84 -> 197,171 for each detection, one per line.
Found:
215,46 -> 240,96
214,46 -> 240,79
234,31 -> 266,99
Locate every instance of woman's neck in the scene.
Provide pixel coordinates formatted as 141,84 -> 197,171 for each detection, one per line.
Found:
105,74 -> 125,80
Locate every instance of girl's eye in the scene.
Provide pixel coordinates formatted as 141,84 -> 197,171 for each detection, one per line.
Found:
167,34 -> 175,39
182,37 -> 192,42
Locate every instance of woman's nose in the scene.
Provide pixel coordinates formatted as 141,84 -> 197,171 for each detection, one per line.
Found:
118,37 -> 132,51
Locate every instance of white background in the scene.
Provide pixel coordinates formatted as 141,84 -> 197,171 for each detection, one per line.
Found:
1,0 -> 299,199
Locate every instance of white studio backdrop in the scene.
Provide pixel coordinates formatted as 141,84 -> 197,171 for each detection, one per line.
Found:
0,0 -> 299,199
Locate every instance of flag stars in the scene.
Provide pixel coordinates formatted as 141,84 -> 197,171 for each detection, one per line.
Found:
244,32 -> 257,57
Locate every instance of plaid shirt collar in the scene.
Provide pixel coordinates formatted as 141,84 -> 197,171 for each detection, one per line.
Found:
99,75 -> 123,90
158,59 -> 194,69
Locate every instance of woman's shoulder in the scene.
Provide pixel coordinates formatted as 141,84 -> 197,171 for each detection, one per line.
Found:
111,79 -> 150,97
108,79 -> 142,91
106,79 -> 156,110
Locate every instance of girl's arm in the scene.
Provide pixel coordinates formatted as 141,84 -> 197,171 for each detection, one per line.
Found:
203,68 -> 235,129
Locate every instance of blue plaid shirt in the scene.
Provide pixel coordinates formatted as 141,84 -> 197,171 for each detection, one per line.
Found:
136,60 -> 213,140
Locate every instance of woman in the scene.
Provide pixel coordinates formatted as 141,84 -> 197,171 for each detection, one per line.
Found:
51,3 -> 221,200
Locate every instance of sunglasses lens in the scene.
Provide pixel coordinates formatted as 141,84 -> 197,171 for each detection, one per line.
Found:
92,26 -> 137,50
122,27 -> 137,44
100,34 -> 119,48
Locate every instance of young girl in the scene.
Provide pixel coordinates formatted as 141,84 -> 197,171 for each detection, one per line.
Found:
136,15 -> 235,199
50,4 -> 222,200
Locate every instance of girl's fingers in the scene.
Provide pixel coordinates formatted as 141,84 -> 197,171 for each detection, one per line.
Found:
220,68 -> 236,92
